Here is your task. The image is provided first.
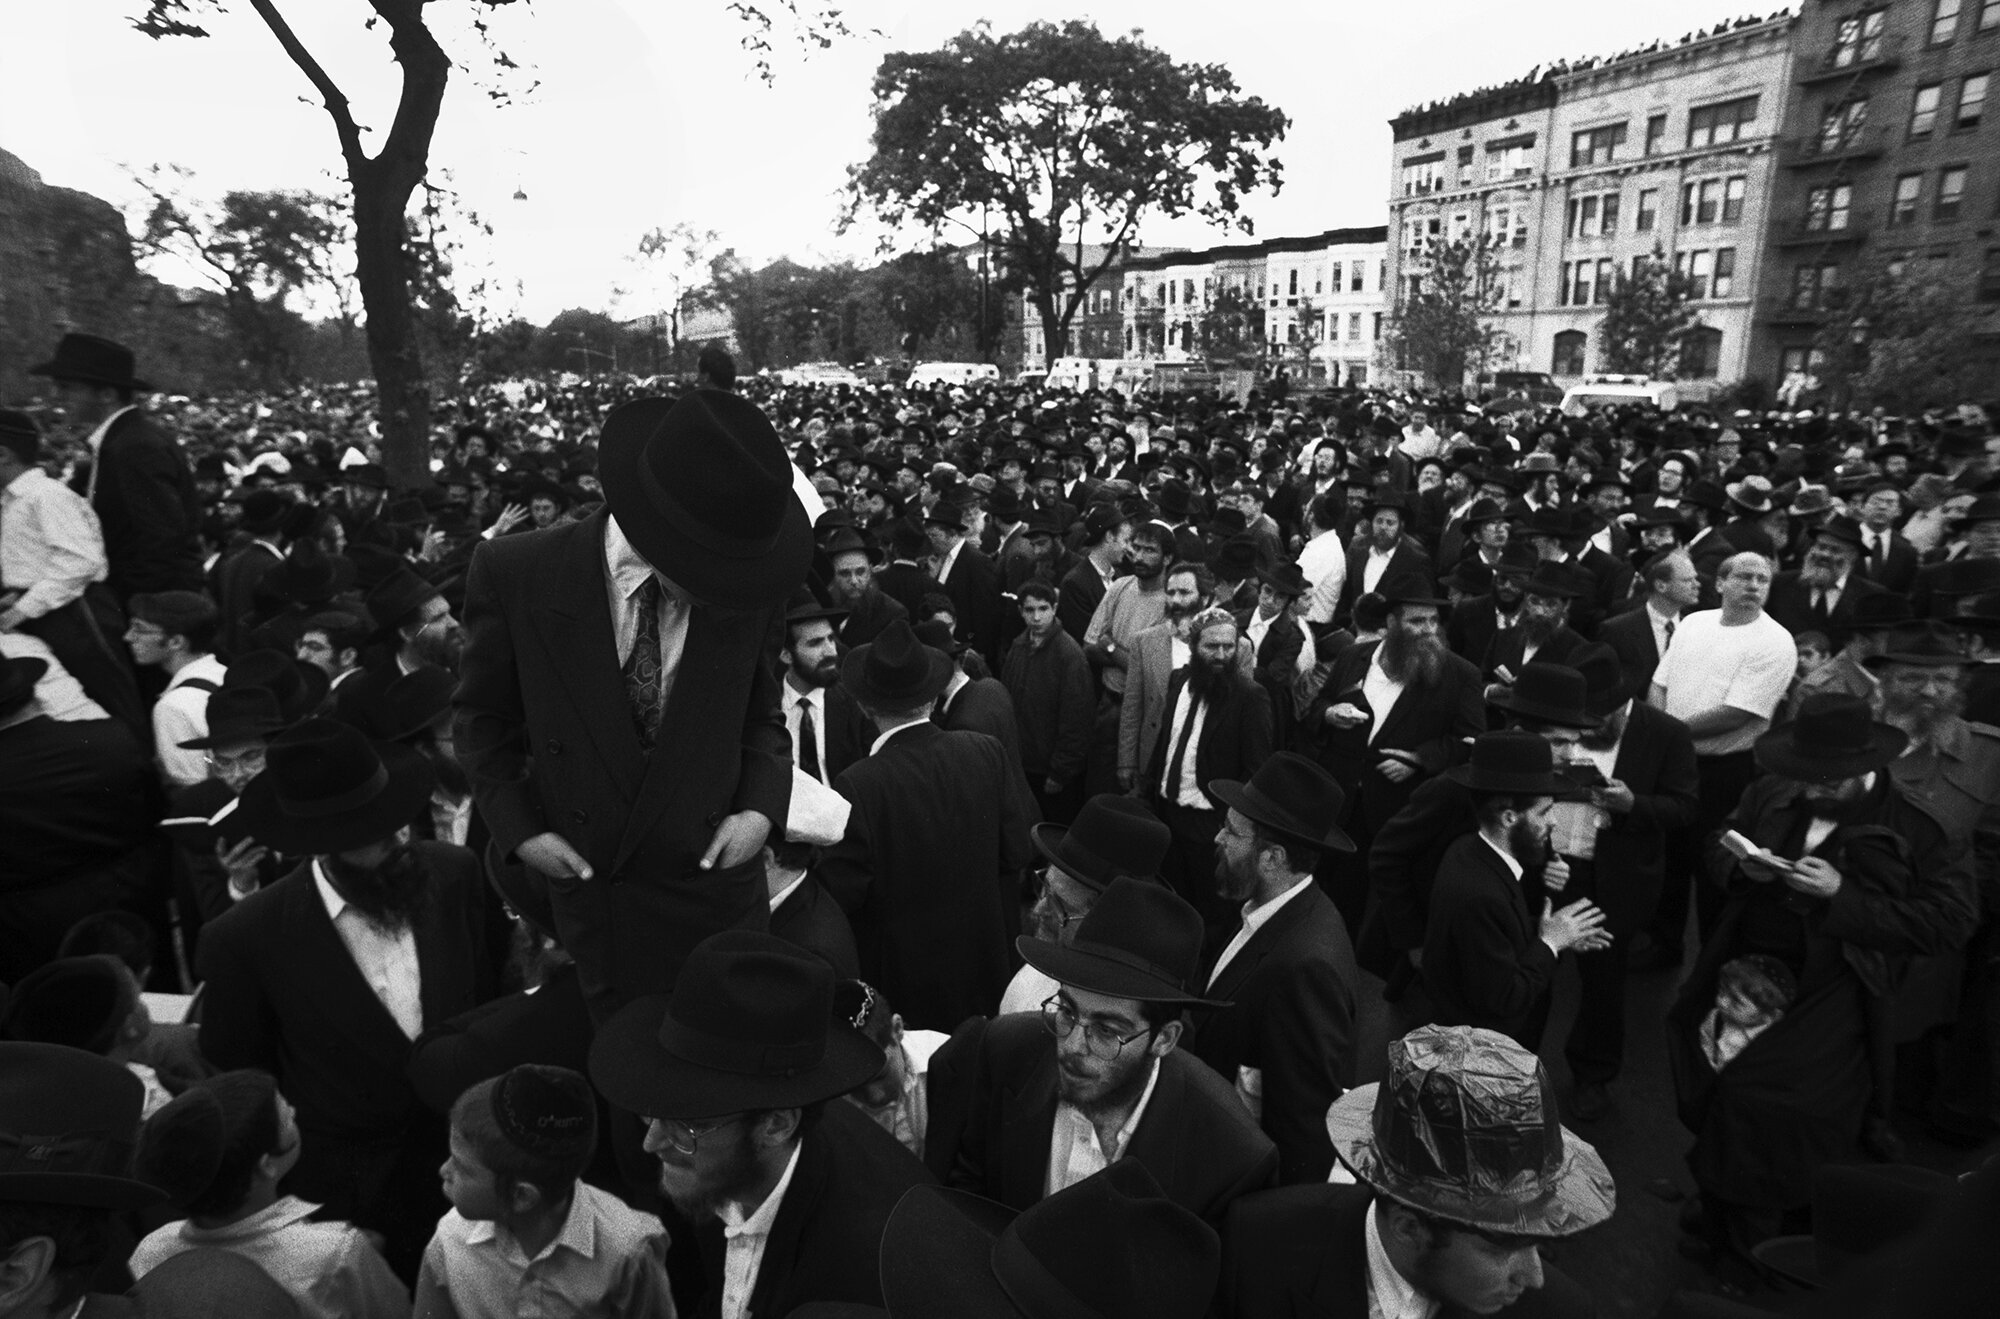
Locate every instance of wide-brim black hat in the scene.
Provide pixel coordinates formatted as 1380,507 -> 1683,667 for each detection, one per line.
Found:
598,392 -> 813,609
28,332 -> 152,392
1445,731 -> 1576,795
588,932 -> 885,1120
842,618 -> 952,706
1487,662 -> 1600,730
1030,795 -> 1172,892
1753,693 -> 1908,782
0,1042 -> 166,1210
234,718 -> 437,854
1017,878 -> 1226,1008
1208,752 -> 1354,854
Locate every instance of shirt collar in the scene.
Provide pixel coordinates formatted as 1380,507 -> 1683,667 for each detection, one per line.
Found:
85,406 -> 136,456
1239,871 -> 1315,930
0,467 -> 48,501
312,860 -> 349,922
181,1195 -> 323,1242
1059,1055 -> 1161,1159
870,716 -> 929,756
603,513 -> 691,604
1479,833 -> 1526,883
720,1141 -> 803,1238
1364,1200 -> 1437,1319
768,870 -> 809,912
463,1187 -> 598,1261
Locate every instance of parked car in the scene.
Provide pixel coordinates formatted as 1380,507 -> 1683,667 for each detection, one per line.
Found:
1478,370 -> 1565,407
907,361 -> 1001,388
776,361 -> 864,388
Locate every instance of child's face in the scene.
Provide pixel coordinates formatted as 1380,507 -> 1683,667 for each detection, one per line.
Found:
1796,643 -> 1830,679
440,1129 -> 511,1222
1717,982 -> 1770,1028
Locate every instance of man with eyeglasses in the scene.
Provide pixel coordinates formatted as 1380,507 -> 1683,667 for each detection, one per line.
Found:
590,930 -> 932,1319
162,685 -> 288,965
123,589 -> 227,787
924,877 -> 1275,1230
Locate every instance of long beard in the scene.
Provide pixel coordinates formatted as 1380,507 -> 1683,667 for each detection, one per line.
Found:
1380,628 -> 1446,686
1185,656 -> 1230,702
1799,558 -> 1842,589
1521,611 -> 1560,646
1880,686 -> 1963,742
1510,817 -> 1550,869
325,844 -> 433,928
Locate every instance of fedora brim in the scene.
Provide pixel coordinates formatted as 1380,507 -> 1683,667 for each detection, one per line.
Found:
1485,690 -> 1601,730
1861,649 -> 1977,669
28,361 -> 153,393
1324,1084 -> 1616,1238
840,644 -> 952,708
232,740 -> 437,854
0,1170 -> 166,1212
598,398 -> 815,610
880,1185 -> 1022,1319
1753,725 -> 1907,782
1030,823 -> 1114,892
587,993 -> 886,1121
1207,780 -> 1354,853
1016,936 -> 1227,1008
177,716 -> 286,751
1443,764 -> 1577,796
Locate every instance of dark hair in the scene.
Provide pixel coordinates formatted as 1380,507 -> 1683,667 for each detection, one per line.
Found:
916,592 -> 956,624
1135,999 -> 1184,1035
303,609 -> 372,655
1167,562 -> 1215,596
1308,492 -> 1342,532
1641,549 -> 1691,591
1017,579 -> 1058,608
697,344 -> 737,391
450,1076 -> 594,1206
58,911 -> 157,982
1471,791 -> 1545,829
1249,819 -> 1321,877
783,613 -> 837,654
744,1100 -> 829,1146
1353,592 -> 1389,631
185,1070 -> 284,1220
130,592 -> 221,654
768,837 -> 816,873
0,1202 -> 117,1310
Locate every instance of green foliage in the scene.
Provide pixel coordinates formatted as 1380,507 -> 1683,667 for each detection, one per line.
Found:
844,20 -> 1287,366
1811,257 -> 1992,411
1196,286 -> 1265,367
1596,247 -> 1700,377
1382,235 -> 1503,389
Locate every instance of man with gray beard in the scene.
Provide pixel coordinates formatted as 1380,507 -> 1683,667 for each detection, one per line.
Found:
1767,515 -> 1885,651
1865,622 -> 2000,1144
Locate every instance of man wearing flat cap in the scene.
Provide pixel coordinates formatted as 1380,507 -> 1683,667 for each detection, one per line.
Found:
589,930 -> 932,1318
456,390 -> 812,1020
1219,1025 -> 1607,1319
924,878 -> 1277,1231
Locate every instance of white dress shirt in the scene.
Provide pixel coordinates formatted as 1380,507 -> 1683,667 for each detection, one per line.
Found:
1810,573 -> 1850,615
1299,529 -> 1347,624
1208,873 -> 1316,988
1364,1200 -> 1438,1319
603,515 -> 691,703
1047,1057 -> 1161,1195
1360,650 -> 1406,745
1160,678 -> 1214,808
313,860 -> 423,1040
785,683 -> 828,779
153,654 -> 230,788
0,468 -> 108,621
1244,608 -> 1276,654
1361,546 -> 1397,595
935,535 -> 966,586
1646,601 -> 1679,658
717,1142 -> 802,1319
83,405 -> 138,501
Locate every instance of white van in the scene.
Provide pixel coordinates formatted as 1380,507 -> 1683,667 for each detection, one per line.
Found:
1559,374 -> 1679,414
907,361 -> 1000,389
1044,357 -> 1098,392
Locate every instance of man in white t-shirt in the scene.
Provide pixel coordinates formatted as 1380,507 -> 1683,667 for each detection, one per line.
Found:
1646,552 -> 1796,956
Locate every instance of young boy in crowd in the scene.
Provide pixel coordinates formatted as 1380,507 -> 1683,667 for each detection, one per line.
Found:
1700,954 -> 1797,1073
415,1064 -> 674,1318
1,954 -> 170,1116
133,1069 -> 409,1318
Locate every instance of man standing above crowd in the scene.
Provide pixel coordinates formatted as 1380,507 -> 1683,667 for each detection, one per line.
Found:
1645,552 -> 1797,960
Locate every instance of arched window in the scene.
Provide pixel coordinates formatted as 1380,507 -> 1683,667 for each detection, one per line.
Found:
1552,330 -> 1588,377
1679,326 -> 1724,379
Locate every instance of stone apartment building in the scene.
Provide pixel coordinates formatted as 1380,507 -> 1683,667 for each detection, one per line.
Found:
1753,0 -> 2000,383
1385,14 -> 1797,390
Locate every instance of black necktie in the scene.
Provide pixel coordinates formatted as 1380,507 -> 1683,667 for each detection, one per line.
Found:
1870,535 -> 1888,577
1663,618 -> 1675,651
796,697 -> 821,782
1164,683 -> 1200,799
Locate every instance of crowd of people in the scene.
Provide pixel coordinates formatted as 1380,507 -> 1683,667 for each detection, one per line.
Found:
2,325 -> 1998,1318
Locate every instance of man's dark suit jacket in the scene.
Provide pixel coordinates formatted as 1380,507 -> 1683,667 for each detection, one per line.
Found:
1235,608 -> 1307,738
689,1100 -> 933,1319
1335,542 -> 1435,622
1596,605 -> 1663,701
1445,594 -> 1521,672
1765,571 -> 1887,648
836,586 -> 908,648
872,559 -> 934,621
769,871 -> 861,978
1057,558 -> 1111,642
822,722 -> 1035,1030
1304,641 -> 1485,835
1483,624 -> 1587,684
1856,529 -> 1920,594
1184,882 -> 1359,1184
940,541 -> 1004,664
82,409 -> 204,601
791,682 -> 873,785
214,540 -> 285,656
453,508 -> 791,1021
924,1013 -> 1277,1230
1421,834 -> 1557,1051
196,844 -> 496,1210
1142,669 -> 1274,807
1572,545 -> 1635,635
1220,1184 -> 1595,1319
1582,702 -> 1699,936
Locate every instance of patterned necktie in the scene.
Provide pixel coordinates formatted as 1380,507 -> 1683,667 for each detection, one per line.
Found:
624,575 -> 665,751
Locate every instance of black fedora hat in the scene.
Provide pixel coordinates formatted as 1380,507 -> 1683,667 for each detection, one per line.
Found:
223,650 -> 329,723
597,391 -> 813,609
880,1160 -> 1220,1319
1445,731 -> 1574,795
369,664 -> 456,742
1571,644 -> 1628,718
28,332 -> 153,392
260,548 -> 357,609
177,686 -> 286,751
1520,561 -> 1585,600
1360,487 -> 1408,518
1807,514 -> 1866,552
1848,592 -> 1913,633
785,587 -> 848,627
1377,572 -> 1447,610
923,500 -> 968,532
1209,751 -> 1355,854
0,1042 -> 166,1210
1861,621 -> 1976,670
588,931 -> 885,1120
365,566 -> 443,633
233,488 -> 296,537
1256,561 -> 1310,599
1754,693 -> 1907,782
1462,496 -> 1509,525
911,618 -> 968,658
1488,663 -> 1599,730
234,717 -> 436,854
842,619 -> 952,707
1032,795 -> 1172,893
1018,877 -> 1226,1007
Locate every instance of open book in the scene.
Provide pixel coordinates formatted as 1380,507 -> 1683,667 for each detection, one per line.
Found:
1720,829 -> 1795,872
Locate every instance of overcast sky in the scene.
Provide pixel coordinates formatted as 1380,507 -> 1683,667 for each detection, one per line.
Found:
4,0 -> 1770,323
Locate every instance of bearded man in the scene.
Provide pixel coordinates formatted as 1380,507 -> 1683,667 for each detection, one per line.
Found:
781,592 -> 871,784
197,718 -> 498,1278
1118,563 -> 1254,791
1768,516 -> 1885,651
1483,562 -> 1589,685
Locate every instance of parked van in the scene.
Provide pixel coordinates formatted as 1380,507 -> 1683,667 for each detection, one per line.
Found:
1044,357 -> 1099,391
1560,374 -> 1679,414
907,361 -> 1000,388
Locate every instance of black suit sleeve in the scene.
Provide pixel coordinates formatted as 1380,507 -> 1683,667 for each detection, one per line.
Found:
921,1014 -> 994,1190
105,432 -> 202,594
1259,953 -> 1352,1185
452,542 -> 545,860
1368,780 -> 1456,952
194,905 -> 281,1075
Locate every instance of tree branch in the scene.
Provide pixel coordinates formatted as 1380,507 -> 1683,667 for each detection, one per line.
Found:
245,0 -> 366,166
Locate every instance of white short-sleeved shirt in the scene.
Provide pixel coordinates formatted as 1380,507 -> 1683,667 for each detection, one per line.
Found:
1651,609 -> 1797,756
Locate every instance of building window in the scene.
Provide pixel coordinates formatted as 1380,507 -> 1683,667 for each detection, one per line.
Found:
1984,0 -> 2000,31
1571,122 -> 1627,167
1288,270 -> 1298,297
1594,258 -> 1614,305
1552,331 -> 1588,377
1722,176 -> 1747,224
1636,188 -> 1659,231
1891,173 -> 1924,226
1348,312 -> 1363,341
1687,95 -> 1759,148
1457,145 -> 1475,188
1980,247 -> 2000,303
1676,249 -> 1713,299
1713,248 -> 1737,298
1831,10 -> 1889,66
1932,0 -> 1963,46
1912,84 -> 1942,136
1329,262 -> 1343,291
1356,263 -> 1369,292
1679,327 -> 1723,379
1644,113 -> 1668,155
1602,193 -> 1621,235
1569,261 -> 1592,305
1681,179 -> 1725,225
1791,262 -> 1843,309
1403,157 -> 1448,196
1958,74 -> 1989,129
1819,99 -> 1870,151
1937,166 -> 1969,220
1485,143 -> 1533,181
1806,183 -> 1854,231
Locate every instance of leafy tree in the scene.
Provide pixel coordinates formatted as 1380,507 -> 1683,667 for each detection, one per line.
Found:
872,247 -> 984,358
1596,247 -> 1699,377
843,20 -> 1287,368
1812,256 -> 1991,411
705,253 -> 864,370
1382,234 -> 1503,389
626,222 -> 720,374
1195,286 -> 1265,368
